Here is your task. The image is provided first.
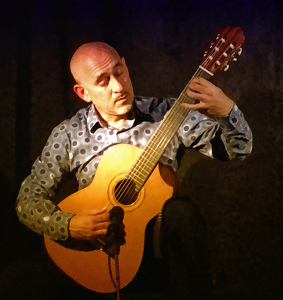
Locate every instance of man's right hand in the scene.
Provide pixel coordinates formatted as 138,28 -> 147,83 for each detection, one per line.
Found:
68,207 -> 110,241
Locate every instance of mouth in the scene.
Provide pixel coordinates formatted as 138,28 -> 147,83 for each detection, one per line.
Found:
115,94 -> 128,103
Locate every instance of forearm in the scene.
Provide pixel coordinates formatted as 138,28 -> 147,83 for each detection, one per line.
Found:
16,176 -> 75,240
215,104 -> 253,160
178,103 -> 252,162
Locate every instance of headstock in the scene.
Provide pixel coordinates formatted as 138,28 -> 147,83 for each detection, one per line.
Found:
201,27 -> 245,75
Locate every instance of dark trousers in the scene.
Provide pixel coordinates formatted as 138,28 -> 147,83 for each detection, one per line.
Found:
0,197 -> 211,300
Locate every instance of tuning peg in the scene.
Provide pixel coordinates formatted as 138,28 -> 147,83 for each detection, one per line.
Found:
238,47 -> 243,55
223,64 -> 230,71
233,57 -> 237,61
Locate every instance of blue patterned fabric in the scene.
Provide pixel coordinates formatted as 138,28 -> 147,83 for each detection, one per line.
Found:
16,96 -> 252,240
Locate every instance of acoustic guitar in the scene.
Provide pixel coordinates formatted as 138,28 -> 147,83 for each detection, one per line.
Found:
45,26 -> 245,293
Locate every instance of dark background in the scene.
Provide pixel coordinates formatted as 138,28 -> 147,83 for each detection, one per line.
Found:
0,0 -> 282,299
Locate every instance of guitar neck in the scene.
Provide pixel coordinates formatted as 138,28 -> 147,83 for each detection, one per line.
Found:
126,67 -> 212,191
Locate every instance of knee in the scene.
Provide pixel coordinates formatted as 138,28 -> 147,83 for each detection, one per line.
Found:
162,197 -> 201,222
161,196 -> 206,237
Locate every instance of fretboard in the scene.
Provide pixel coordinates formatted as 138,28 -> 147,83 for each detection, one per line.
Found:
126,67 -> 212,191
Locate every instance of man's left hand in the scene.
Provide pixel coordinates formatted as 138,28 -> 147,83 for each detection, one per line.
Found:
181,77 -> 234,117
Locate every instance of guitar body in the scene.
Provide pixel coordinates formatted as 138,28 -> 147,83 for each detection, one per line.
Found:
44,26 -> 245,293
44,144 -> 176,293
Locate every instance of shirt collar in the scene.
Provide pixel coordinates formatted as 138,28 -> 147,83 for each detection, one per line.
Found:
86,102 -> 136,133
86,104 -> 101,133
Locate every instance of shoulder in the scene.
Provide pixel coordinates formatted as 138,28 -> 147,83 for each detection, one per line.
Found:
47,104 -> 94,141
57,104 -> 94,129
134,96 -> 175,116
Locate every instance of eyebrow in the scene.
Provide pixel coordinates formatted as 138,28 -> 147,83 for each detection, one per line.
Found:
95,61 -> 123,84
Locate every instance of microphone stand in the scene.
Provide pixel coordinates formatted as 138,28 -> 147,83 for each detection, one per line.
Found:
103,206 -> 125,300
114,254 -> 121,300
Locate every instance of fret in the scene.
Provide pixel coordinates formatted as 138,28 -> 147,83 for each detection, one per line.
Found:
116,66 -> 214,197
128,163 -> 155,177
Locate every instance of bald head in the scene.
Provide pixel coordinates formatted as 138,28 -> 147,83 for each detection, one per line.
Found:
70,42 -> 121,84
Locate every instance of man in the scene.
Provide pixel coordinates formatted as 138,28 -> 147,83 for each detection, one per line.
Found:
15,42 -> 252,299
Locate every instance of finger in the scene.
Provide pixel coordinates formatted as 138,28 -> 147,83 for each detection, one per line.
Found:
188,80 -> 202,92
92,223 -> 109,233
191,77 -> 210,87
181,102 -> 206,110
89,228 -> 108,239
188,82 -> 201,94
186,89 -> 200,100
186,92 -> 208,106
187,84 -> 211,99
189,78 -> 216,96
87,206 -> 108,216
93,214 -> 110,224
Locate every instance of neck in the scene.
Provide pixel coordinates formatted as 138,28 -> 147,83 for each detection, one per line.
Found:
95,106 -> 134,130
108,118 -> 128,130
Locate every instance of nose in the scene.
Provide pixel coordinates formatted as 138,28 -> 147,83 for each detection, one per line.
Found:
111,76 -> 124,93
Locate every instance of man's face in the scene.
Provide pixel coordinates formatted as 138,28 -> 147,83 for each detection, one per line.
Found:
80,52 -> 134,121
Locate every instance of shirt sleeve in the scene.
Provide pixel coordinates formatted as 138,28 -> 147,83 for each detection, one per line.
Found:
16,124 -> 75,241
179,104 -> 252,161
214,103 -> 253,160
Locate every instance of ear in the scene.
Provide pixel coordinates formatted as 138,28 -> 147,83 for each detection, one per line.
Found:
121,57 -> 129,73
121,57 -> 128,68
73,84 -> 91,102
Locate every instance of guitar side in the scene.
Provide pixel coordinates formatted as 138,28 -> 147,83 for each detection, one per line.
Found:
44,144 -> 176,293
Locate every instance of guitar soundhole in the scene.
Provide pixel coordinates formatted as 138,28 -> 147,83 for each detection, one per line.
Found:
114,179 -> 139,205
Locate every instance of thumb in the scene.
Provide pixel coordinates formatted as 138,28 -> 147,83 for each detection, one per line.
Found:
86,206 -> 108,216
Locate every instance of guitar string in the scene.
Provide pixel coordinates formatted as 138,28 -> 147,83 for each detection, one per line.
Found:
114,34 -> 229,205
111,28 -> 235,206
113,69 -> 205,205
113,54 -> 218,205
116,27 -> 241,204
112,34 -> 230,205
114,49 -> 222,205
113,71 -> 202,205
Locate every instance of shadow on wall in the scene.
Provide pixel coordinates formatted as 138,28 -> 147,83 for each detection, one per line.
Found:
0,172 -> 42,273
176,86 -> 283,299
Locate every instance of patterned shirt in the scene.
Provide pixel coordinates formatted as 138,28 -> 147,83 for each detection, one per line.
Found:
16,96 -> 252,241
